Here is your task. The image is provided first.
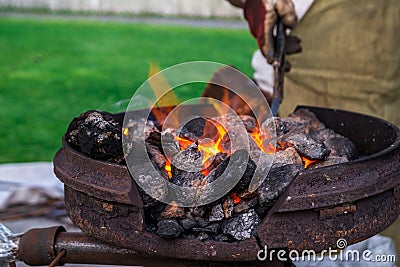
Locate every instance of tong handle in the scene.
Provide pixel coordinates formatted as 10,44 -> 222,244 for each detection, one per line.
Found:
271,18 -> 286,117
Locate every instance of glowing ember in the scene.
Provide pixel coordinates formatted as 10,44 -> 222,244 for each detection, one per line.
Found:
164,124 -> 319,175
231,192 -> 241,204
198,139 -> 219,165
175,121 -> 228,165
174,135 -> 193,150
164,121 -> 230,176
198,131 -> 225,163
250,129 -> 264,152
165,160 -> 172,178
123,127 -> 129,137
301,157 -> 319,169
263,142 -> 277,154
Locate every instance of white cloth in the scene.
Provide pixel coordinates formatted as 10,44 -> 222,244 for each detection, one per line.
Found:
252,0 -> 314,94
0,162 -> 63,211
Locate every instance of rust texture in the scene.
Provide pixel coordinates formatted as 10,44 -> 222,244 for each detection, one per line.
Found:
319,204 -> 357,219
53,139 -> 142,207
53,106 -> 400,261
17,226 -> 66,266
64,186 -> 260,261
258,187 -> 400,252
18,229 -> 274,266
274,106 -> 400,212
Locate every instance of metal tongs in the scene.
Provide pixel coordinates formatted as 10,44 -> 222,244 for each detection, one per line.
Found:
270,18 -> 286,117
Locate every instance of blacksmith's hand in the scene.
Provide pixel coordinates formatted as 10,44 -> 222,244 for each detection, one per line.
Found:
243,0 -> 298,64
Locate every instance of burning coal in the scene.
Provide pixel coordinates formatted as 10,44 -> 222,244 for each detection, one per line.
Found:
65,106 -> 358,242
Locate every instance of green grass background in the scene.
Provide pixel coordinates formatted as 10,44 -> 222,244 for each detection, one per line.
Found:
0,17 -> 256,163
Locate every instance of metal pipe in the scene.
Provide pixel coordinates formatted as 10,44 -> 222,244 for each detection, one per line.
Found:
54,232 -> 202,266
16,227 -> 206,267
16,226 -> 289,267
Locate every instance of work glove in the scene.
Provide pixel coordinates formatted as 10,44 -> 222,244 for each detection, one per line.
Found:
243,0 -> 299,64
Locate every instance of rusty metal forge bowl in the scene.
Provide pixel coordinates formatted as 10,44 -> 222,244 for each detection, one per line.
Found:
53,106 -> 400,262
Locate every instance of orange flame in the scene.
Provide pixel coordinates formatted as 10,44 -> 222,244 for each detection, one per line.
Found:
148,62 -> 179,125
175,122 -> 228,165
174,135 -> 193,150
250,128 -> 264,152
148,62 -> 178,107
165,160 -> 172,178
231,192 -> 241,204
123,127 -> 129,137
301,157 -> 318,169
198,139 -> 219,165
199,122 -> 228,165
263,142 -> 278,154
166,122 -> 229,177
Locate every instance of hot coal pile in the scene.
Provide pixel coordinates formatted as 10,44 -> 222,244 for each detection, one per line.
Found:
65,108 -> 358,242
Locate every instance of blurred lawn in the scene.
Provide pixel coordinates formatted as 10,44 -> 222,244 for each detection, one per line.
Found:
0,17 -> 256,163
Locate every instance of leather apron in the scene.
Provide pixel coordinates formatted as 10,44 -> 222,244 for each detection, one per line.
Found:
282,0 -> 400,126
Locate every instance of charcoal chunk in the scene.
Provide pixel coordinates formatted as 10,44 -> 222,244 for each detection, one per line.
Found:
223,196 -> 234,219
239,115 -> 257,133
188,206 -> 209,218
233,197 -> 258,214
238,190 -> 258,200
125,141 -> 169,206
172,176 -> 204,206
313,129 -> 358,160
178,117 -> 205,141
146,144 -> 166,171
170,143 -> 205,205
214,234 -> 230,242
180,217 -> 209,229
171,168 -> 204,187
179,218 -> 197,230
145,203 -> 167,221
137,172 -> 168,204
124,118 -> 158,140
193,218 -> 209,228
205,149 -> 256,194
172,143 -> 203,173
260,109 -> 325,139
197,150 -> 255,206
160,202 -> 185,219
203,152 -> 228,174
157,219 -> 183,239
66,110 -> 123,163
272,147 -> 303,167
222,209 -> 260,241
325,137 -> 358,159
288,108 -> 326,132
161,132 -> 181,158
146,131 -> 162,149
192,223 -> 220,235
138,186 -> 161,208
258,164 -> 302,207
282,133 -> 330,160
260,116 -> 307,138
177,117 -> 218,142
209,204 -> 225,222
145,223 -> 157,233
